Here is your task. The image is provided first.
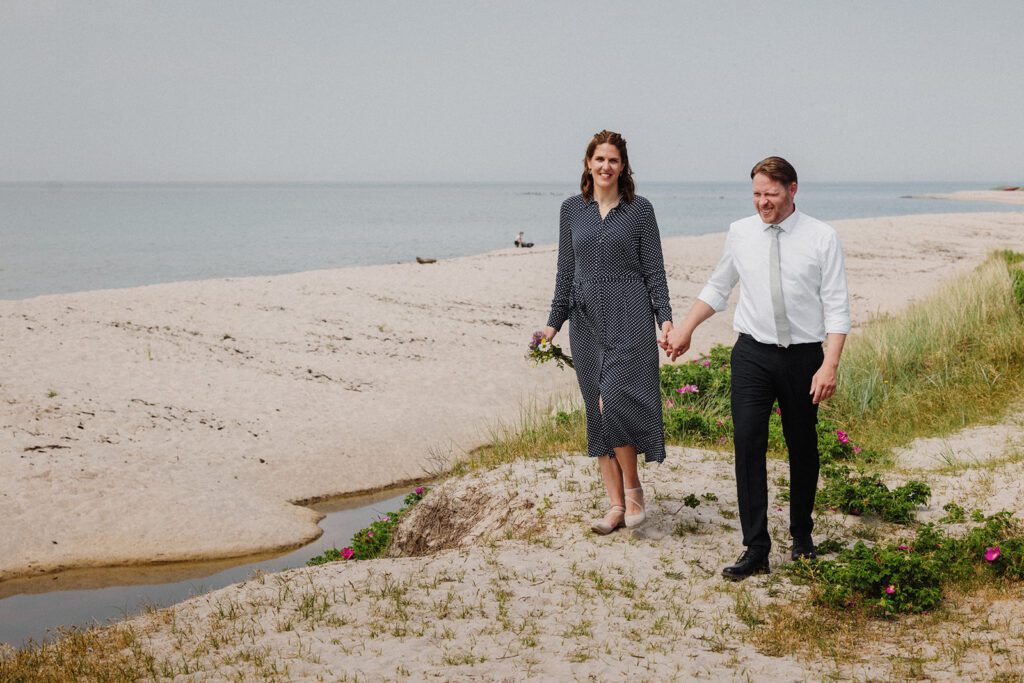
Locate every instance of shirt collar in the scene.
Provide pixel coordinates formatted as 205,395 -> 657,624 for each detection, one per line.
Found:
585,194 -> 626,212
762,207 -> 800,233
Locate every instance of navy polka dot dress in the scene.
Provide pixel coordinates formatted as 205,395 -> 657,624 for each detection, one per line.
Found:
547,194 -> 673,463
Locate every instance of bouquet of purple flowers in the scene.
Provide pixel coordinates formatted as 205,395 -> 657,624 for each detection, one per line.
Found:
527,330 -> 574,370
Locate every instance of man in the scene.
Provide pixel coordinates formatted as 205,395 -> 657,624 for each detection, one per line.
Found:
666,156 -> 850,580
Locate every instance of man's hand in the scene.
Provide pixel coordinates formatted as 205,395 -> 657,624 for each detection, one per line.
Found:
667,326 -> 692,361
809,362 -> 838,405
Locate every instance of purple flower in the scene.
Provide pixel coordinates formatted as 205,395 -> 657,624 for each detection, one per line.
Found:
985,546 -> 1001,562
836,430 -> 850,445
341,547 -> 354,560
415,486 -> 425,495
701,359 -> 711,367
898,544 -> 909,551
885,585 -> 895,595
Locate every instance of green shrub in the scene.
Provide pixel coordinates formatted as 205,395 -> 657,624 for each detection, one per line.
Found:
798,512 -> 1024,615
817,465 -> 930,523
308,488 -> 428,565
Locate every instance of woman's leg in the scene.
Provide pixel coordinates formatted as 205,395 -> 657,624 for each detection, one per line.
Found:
591,453 -> 626,533
614,445 -> 645,523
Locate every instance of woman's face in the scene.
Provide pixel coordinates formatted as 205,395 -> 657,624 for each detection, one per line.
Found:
587,143 -> 622,193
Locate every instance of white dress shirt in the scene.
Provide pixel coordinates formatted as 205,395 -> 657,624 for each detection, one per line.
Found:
697,209 -> 851,345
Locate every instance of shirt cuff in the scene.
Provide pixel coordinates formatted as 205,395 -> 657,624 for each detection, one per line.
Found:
697,287 -> 729,312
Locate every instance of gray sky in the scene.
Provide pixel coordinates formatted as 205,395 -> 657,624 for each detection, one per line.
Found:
2,1 -> 1021,183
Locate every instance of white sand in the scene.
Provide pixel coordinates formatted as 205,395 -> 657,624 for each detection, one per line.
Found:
916,189 -> 1024,206
117,442 -> 1024,680
2,210 -> 1023,582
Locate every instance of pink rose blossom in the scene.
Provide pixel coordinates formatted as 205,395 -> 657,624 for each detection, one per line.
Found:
853,446 -> 862,454
666,400 -> 675,408
415,486 -> 425,495
676,384 -> 699,394
367,531 -> 374,538
701,359 -> 711,367
898,544 -> 909,551
985,546 -> 1001,562
836,430 -> 850,445
341,547 -> 354,560
775,407 -> 782,415
886,585 -> 895,595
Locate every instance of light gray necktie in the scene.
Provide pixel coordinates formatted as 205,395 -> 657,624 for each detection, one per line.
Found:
768,225 -> 791,347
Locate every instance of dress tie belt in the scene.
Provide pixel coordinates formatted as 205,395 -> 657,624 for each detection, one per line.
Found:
570,275 -> 644,312
573,275 -> 644,285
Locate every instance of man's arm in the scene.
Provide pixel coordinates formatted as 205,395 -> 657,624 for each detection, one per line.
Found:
667,231 -> 738,360
812,231 -> 852,404
667,300 -> 717,360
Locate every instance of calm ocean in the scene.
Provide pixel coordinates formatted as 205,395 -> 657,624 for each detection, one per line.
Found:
0,181 -> 1016,300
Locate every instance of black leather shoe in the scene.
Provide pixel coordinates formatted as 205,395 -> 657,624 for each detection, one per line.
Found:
722,549 -> 770,581
791,536 -> 817,561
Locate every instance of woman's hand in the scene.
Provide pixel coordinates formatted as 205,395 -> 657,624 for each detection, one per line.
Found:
657,321 -> 673,351
542,326 -> 557,342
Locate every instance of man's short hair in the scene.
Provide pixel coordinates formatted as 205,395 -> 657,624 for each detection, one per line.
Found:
750,157 -> 798,186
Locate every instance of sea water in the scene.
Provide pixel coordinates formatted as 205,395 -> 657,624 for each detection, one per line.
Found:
0,181 -> 1017,300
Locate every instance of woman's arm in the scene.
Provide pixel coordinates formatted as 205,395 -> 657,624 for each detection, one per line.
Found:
544,200 -> 575,340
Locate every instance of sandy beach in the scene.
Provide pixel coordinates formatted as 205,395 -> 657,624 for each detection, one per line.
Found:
2,210 -> 1023,586
916,189 -> 1024,206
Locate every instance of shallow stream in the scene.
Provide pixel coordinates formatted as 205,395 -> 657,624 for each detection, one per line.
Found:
0,488 -> 408,648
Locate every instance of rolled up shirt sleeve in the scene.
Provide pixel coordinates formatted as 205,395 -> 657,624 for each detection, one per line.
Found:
820,232 -> 851,334
697,232 -> 739,312
546,200 -> 575,331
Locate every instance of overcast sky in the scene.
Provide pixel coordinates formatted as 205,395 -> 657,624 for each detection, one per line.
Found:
2,1 -> 1021,183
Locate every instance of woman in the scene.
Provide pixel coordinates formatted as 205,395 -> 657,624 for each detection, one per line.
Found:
542,130 -> 673,533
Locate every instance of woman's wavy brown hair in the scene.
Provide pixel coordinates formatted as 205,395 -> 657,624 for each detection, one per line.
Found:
580,130 -> 635,203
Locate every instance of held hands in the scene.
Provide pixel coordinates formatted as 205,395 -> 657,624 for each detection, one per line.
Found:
666,326 -> 692,361
809,361 -> 838,405
657,321 -> 673,352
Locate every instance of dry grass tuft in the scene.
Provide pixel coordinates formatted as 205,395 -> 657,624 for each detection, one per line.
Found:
0,624 -> 156,683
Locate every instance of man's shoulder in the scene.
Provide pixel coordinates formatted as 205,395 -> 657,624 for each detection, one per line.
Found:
794,212 -> 840,241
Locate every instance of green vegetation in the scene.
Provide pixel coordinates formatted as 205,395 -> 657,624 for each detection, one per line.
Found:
829,251 -> 1024,449
816,465 -> 930,523
453,400 -> 587,474
794,511 -> 1024,616
307,487 -> 428,565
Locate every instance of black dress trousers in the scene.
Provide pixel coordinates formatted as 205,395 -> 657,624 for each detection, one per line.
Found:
730,333 -> 824,551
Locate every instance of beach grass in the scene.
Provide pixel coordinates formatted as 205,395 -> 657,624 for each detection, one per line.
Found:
0,625 -> 154,683
826,251 -> 1024,452
453,396 -> 587,474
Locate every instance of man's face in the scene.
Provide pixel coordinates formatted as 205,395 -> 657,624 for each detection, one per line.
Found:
752,173 -> 797,225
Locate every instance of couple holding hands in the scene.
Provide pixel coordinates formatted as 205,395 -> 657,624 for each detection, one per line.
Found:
541,130 -> 850,580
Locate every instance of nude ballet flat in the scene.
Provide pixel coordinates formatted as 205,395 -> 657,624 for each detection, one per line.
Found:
591,505 -> 626,535
624,487 -> 646,528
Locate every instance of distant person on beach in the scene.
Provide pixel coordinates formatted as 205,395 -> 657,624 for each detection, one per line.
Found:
542,130 -> 674,534
515,231 -> 533,248
666,156 -> 850,580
